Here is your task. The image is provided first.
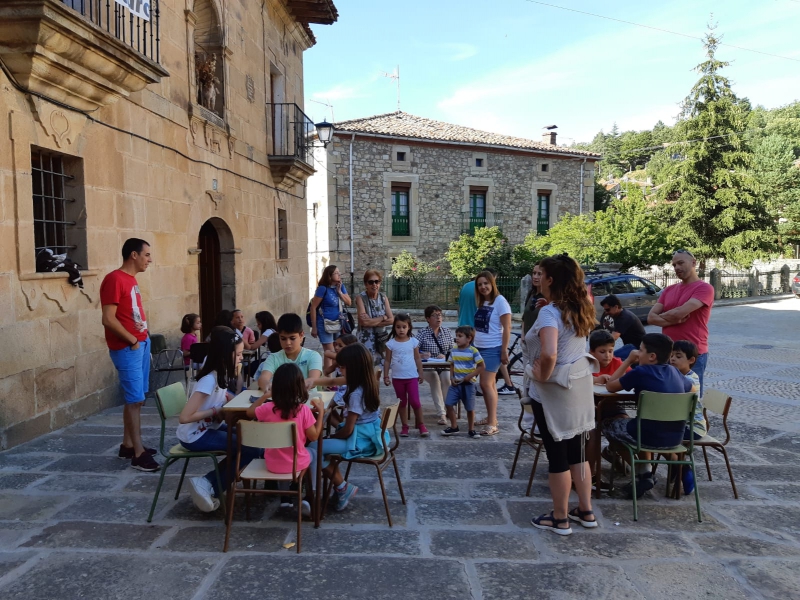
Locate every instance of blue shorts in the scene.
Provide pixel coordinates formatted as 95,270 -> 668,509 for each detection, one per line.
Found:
315,317 -> 339,345
109,337 -> 151,404
445,381 -> 476,412
476,346 -> 501,373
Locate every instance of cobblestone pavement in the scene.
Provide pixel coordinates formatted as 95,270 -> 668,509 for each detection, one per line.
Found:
1,299 -> 799,599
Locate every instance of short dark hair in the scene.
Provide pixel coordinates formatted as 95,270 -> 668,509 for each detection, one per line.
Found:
121,238 -> 149,260
180,313 -> 199,334
214,310 -> 234,328
672,339 -> 698,361
600,294 -> 622,308
589,329 -> 615,350
641,333 -> 674,364
424,305 -> 442,318
277,313 -> 304,335
270,363 -> 308,420
455,325 -> 475,342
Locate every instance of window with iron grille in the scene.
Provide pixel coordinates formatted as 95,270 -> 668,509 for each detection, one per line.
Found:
31,148 -> 87,271
277,208 -> 289,259
536,191 -> 550,235
391,186 -> 410,236
468,189 -> 486,233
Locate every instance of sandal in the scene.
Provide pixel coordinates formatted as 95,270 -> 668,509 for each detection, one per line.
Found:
437,417 -> 448,426
480,425 -> 499,436
568,507 -> 598,528
475,417 -> 490,427
531,511 -> 572,536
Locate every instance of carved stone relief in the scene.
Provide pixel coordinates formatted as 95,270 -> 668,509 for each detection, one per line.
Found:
21,278 -> 97,312
28,97 -> 89,149
206,190 -> 224,209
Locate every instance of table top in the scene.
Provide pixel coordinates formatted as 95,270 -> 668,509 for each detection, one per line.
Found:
223,390 -> 335,412
593,385 -> 635,398
422,360 -> 452,370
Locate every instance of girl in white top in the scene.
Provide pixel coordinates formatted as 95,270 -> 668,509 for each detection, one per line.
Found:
178,327 -> 261,513
384,314 -> 427,437
472,270 -> 512,436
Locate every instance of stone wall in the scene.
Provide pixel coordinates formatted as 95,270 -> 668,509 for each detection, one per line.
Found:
319,136 -> 596,278
0,0 -> 317,449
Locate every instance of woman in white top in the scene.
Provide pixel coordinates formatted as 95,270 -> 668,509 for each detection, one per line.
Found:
472,270 -> 512,436
178,327 -> 260,513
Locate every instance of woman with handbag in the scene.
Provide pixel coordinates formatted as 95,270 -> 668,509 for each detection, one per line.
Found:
311,265 -> 352,371
523,254 -> 598,535
355,269 -> 394,380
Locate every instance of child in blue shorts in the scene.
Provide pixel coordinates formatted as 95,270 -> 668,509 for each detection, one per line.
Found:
442,326 -> 485,438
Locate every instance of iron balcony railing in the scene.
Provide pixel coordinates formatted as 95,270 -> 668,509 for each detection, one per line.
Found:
268,103 -> 314,166
536,215 -> 549,235
61,0 -> 161,63
391,214 -> 410,236
461,212 -> 501,235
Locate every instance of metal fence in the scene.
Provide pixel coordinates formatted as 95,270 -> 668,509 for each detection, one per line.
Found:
350,276 -> 522,313
62,0 -> 161,63
629,266 -> 794,299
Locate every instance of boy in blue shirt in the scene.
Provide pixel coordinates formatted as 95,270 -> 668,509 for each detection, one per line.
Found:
603,333 -> 693,498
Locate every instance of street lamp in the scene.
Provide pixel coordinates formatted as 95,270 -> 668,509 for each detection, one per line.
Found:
315,119 -> 334,147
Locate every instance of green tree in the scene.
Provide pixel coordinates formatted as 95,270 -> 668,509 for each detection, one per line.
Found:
751,134 -> 800,249
515,214 -> 601,267
390,250 -> 443,304
656,26 -> 776,265
445,226 -> 508,280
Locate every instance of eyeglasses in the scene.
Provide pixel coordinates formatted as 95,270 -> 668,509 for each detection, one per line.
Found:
367,279 -> 381,285
429,313 -> 443,318
674,249 -> 694,258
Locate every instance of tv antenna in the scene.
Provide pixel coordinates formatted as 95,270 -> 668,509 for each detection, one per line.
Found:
381,65 -> 400,111
308,98 -> 335,122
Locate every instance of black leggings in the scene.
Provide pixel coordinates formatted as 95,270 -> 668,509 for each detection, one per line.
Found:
531,400 -> 585,474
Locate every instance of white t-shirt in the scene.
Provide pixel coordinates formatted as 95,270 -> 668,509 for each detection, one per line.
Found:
385,337 -> 420,380
343,386 -> 380,424
176,372 -> 227,444
473,295 -> 512,348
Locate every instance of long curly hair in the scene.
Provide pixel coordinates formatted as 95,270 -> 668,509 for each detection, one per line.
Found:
539,254 -> 596,338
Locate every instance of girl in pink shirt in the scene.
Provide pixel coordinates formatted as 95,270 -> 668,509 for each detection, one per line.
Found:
180,313 -> 202,367
247,363 -> 324,511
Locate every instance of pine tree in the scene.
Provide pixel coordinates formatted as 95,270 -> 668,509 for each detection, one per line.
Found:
657,26 -> 776,266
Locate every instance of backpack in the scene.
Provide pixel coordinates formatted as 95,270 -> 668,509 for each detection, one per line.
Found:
305,299 -> 314,327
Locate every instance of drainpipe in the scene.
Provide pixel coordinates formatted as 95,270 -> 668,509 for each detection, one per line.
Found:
349,133 -> 355,285
579,158 -> 587,214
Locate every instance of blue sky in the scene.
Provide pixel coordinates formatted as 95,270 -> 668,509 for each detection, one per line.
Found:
303,0 -> 800,144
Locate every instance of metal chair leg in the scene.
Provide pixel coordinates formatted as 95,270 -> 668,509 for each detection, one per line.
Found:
375,465 -> 392,527
176,458 -> 190,499
702,446 -> 713,481
719,446 -> 739,499
391,455 -> 406,505
147,457 -> 173,523
509,433 -> 524,479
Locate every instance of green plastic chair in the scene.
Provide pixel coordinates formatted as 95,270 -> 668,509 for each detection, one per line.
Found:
147,382 -> 226,522
613,391 -> 701,522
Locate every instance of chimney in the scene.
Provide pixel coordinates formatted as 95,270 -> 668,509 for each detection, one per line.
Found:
542,125 -> 558,146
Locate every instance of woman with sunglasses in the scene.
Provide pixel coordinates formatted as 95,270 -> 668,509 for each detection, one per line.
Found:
355,270 -> 394,379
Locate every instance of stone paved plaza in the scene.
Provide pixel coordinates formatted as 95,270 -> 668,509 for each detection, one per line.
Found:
1,299 -> 799,599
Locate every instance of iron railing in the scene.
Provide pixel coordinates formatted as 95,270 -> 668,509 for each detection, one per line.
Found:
268,103 -> 314,166
462,215 -> 486,235
61,0 -> 161,63
392,214 -> 410,236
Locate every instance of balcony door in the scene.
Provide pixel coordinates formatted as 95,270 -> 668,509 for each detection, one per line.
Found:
391,187 -> 410,236
536,191 -> 551,235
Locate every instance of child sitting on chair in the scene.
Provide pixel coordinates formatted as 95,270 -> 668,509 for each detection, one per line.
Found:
603,333 -> 693,498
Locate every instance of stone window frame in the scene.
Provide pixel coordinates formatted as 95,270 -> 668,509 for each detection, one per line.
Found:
382,173 -> 419,245
540,161 -> 551,174
391,145 -> 412,172
532,182 -> 558,232
277,207 -> 289,260
462,177 -> 495,225
470,152 -> 488,174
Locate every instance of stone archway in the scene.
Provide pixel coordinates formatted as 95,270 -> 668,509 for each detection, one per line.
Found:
198,217 -> 235,338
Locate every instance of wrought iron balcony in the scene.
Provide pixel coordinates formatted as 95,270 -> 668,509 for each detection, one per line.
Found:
461,212 -> 500,235
0,0 -> 168,111
392,214 -> 410,236
267,102 -> 316,188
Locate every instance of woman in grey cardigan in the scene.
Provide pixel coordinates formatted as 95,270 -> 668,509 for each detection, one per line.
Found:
523,254 -> 598,535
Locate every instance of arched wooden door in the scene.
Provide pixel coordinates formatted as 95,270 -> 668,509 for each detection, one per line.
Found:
198,220 -> 222,339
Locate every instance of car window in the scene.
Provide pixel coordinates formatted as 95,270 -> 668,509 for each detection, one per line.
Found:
590,281 -> 609,297
628,278 -> 649,292
609,278 -> 632,295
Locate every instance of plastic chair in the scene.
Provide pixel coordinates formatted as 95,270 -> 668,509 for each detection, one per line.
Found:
147,382 -> 226,522
509,399 -> 544,496
150,334 -> 184,389
612,391 -> 702,522
694,389 -> 738,499
322,402 -> 406,526
223,421 -> 306,553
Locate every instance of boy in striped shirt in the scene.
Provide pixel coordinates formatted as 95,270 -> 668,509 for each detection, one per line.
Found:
443,326 -> 485,438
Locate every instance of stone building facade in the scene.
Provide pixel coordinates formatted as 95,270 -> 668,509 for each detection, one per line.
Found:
307,112 -> 600,283
0,0 -> 337,449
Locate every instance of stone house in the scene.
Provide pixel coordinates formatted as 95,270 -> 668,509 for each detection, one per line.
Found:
0,0 -> 337,449
307,111 -> 601,287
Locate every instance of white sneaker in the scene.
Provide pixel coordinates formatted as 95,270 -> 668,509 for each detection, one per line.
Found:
188,476 -> 218,512
301,500 -> 311,518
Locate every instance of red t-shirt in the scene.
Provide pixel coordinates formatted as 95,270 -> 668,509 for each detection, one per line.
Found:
254,402 -> 315,473
659,280 -> 714,354
100,269 -> 148,350
593,356 -> 625,377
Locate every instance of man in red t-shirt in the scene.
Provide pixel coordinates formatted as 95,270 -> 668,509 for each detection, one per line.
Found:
100,238 -> 159,472
648,250 -> 714,395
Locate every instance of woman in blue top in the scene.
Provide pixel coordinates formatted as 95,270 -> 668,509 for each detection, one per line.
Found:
310,265 -> 351,371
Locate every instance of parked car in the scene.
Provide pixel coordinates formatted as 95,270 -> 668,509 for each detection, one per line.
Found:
792,274 -> 800,298
585,272 -> 662,323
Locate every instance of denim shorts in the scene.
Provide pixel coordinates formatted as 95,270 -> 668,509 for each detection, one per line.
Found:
315,317 -> 339,344
109,337 -> 151,404
476,345 -> 501,373
445,381 -> 476,412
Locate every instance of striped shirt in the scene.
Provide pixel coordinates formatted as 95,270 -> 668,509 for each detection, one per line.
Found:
415,326 -> 455,357
451,346 -> 483,383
